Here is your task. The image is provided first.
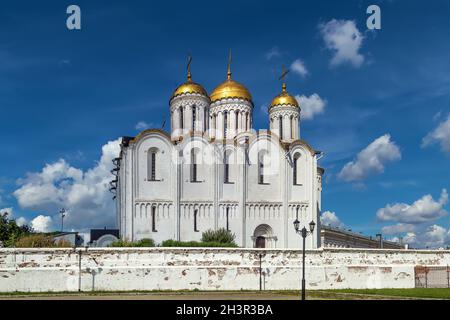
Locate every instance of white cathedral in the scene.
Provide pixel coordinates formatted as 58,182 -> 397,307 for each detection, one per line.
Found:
114,58 -> 324,249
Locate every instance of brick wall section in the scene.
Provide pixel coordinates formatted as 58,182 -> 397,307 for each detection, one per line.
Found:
1,248 -> 449,292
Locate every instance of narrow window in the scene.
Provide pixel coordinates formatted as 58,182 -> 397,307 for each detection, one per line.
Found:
224,111 -> 228,138
258,155 -> 264,184
226,207 -> 230,231
192,105 -> 196,131
152,206 -> 157,232
224,151 -> 230,183
148,148 -> 158,181
293,154 -> 301,185
151,152 -> 156,181
290,116 -> 294,139
194,209 -> 199,232
293,156 -> 297,185
191,149 -> 197,182
180,107 -> 184,130
279,116 -> 283,140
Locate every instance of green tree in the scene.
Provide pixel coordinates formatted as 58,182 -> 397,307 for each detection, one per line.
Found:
0,212 -> 32,247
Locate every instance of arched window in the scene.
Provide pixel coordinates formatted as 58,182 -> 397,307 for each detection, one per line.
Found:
290,116 -> 294,139
190,148 -> 199,182
152,206 -> 157,232
226,207 -> 230,231
293,153 -> 301,185
194,209 -> 199,232
258,152 -> 265,184
147,148 -> 159,181
224,111 -> 228,138
180,107 -> 184,130
224,150 -> 231,183
279,116 -> 283,140
192,105 -> 196,131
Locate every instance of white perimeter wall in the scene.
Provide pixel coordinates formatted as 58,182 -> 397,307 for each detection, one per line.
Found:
1,248 -> 449,293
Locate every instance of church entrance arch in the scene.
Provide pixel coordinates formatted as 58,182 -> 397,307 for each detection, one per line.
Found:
252,224 -> 277,248
255,236 -> 266,248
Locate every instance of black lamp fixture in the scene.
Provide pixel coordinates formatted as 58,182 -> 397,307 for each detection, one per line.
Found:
293,219 -> 300,232
293,218 -> 316,301
309,220 -> 316,233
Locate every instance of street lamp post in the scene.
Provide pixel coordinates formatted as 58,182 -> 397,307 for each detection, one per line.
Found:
60,208 -> 66,232
293,218 -> 316,301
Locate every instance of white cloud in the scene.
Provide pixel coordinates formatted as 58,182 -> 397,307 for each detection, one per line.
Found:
319,19 -> 365,68
135,121 -> 152,131
0,207 -> 13,217
15,217 -> 28,227
265,46 -> 281,60
396,226 -> 450,249
422,115 -> 450,155
320,211 -> 345,228
381,223 -> 416,235
290,59 -> 308,77
31,215 -> 53,233
338,134 -> 401,182
13,139 -> 121,231
295,93 -> 326,120
377,189 -> 448,224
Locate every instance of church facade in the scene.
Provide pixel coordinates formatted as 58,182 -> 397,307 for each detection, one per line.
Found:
115,59 -> 324,249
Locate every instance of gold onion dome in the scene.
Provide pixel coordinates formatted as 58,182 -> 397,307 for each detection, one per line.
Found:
270,83 -> 299,109
210,53 -> 252,103
171,65 -> 208,101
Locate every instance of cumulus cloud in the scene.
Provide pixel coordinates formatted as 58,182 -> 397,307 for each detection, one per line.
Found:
290,59 -> 308,77
319,19 -> 364,68
15,217 -> 28,227
338,134 -> 401,182
320,211 -> 345,228
395,225 -> 450,249
31,215 -> 53,232
377,189 -> 448,224
422,115 -> 450,155
13,139 -> 121,231
295,93 -> 326,120
381,223 -> 416,235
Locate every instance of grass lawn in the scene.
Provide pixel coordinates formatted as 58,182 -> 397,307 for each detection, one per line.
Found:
1,289 -> 450,300
326,288 -> 450,299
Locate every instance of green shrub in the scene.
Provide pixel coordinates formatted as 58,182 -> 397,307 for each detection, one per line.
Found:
160,239 -> 238,248
14,234 -> 72,248
109,238 -> 155,247
201,228 -> 236,244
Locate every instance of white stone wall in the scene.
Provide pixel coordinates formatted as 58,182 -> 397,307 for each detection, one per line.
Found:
1,248 -> 449,293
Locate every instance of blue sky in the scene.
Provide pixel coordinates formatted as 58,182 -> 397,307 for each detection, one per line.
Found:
1,0 -> 449,247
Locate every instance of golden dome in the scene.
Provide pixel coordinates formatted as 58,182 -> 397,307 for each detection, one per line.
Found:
170,60 -> 208,101
171,80 -> 208,100
210,53 -> 252,103
270,83 -> 299,108
210,78 -> 252,103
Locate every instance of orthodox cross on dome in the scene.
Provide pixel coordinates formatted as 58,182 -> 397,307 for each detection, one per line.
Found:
279,65 -> 289,92
187,54 -> 193,81
227,49 -> 232,80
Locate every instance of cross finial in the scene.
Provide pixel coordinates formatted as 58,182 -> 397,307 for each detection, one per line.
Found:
187,54 -> 193,81
227,49 -> 232,80
279,65 -> 289,92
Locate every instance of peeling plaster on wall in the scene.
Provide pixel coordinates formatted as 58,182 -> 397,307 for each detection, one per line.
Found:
0,248 -> 449,292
